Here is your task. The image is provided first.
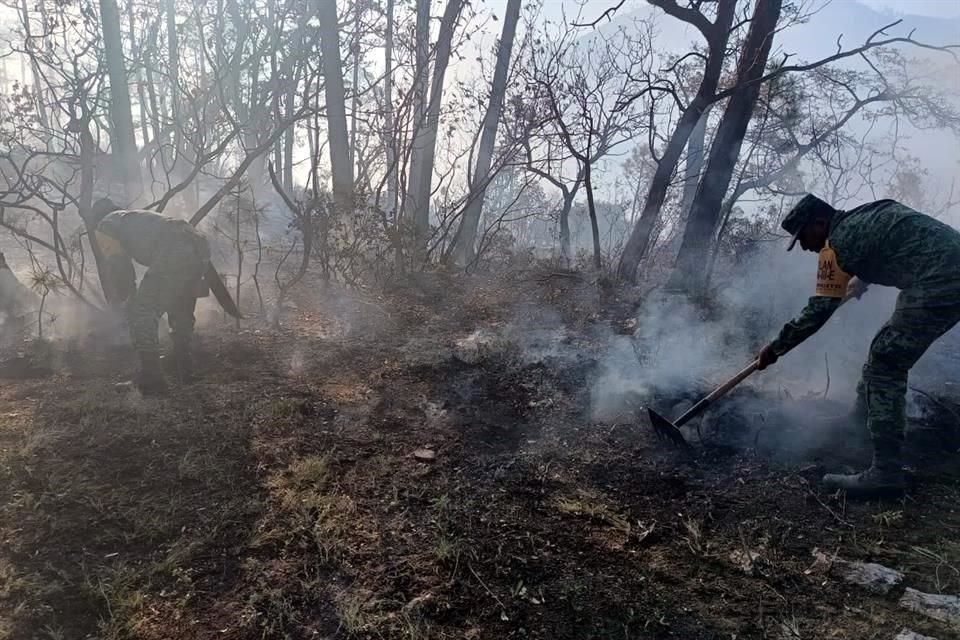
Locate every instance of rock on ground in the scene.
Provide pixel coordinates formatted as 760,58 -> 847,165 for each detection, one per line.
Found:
899,588 -> 960,627
810,549 -> 903,595
894,629 -> 938,640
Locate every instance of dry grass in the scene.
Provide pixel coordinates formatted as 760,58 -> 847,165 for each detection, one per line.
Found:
2,297 -> 960,639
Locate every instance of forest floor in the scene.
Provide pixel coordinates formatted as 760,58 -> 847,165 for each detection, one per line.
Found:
1,271 -> 959,640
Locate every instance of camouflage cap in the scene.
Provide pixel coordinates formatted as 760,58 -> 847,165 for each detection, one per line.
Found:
782,194 -> 835,251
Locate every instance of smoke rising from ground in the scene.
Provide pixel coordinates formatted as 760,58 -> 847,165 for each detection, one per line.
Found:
590,241 -> 960,448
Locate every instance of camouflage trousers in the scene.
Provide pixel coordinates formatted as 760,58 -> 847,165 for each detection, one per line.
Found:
127,232 -> 210,357
857,290 -> 960,465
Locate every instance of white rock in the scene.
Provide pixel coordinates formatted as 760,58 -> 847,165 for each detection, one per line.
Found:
838,560 -> 904,595
412,448 -> 437,461
899,588 -> 960,627
809,549 -> 903,595
894,629 -> 938,640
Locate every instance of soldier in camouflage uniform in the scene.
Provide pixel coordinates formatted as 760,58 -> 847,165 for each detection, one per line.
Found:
85,198 -> 211,394
757,194 -> 960,495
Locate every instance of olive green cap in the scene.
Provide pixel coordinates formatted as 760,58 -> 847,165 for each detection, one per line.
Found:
782,194 -> 835,251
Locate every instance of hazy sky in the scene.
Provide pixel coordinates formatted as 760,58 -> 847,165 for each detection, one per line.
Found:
483,0 -> 960,23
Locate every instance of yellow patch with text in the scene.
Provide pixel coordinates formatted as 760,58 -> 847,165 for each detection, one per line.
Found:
815,242 -> 851,298
94,231 -> 126,258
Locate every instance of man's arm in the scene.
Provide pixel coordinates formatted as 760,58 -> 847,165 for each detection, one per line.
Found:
106,255 -> 136,305
94,230 -> 136,305
770,295 -> 843,356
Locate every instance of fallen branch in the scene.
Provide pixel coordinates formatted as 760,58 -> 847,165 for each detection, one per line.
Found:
468,562 -> 506,612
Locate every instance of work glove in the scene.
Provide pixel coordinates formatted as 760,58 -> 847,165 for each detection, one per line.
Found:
756,343 -> 779,371
846,277 -> 869,301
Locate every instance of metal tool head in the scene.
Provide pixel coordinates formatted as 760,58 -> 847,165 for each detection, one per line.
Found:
647,407 -> 691,450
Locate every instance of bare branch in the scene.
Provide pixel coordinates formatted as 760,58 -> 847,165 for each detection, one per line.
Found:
572,0 -> 627,28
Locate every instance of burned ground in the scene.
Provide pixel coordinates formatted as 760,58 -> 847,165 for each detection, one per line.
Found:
1,277 -> 959,639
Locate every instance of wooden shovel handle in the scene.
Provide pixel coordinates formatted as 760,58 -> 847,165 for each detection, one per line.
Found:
673,360 -> 759,428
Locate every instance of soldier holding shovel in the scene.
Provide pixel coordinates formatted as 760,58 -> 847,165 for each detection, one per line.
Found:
756,194 -> 960,496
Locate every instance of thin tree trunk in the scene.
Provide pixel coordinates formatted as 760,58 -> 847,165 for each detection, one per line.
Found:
384,0 -> 398,223
669,0 -> 784,293
558,189 -> 574,265
234,193 -> 242,328
584,159 -> 602,272
450,0 -> 521,265
99,0 -> 139,194
617,0 -> 736,283
125,0 -> 150,149
349,2 -> 361,173
404,0 -> 429,226
19,0 -> 49,131
166,0 -> 181,166
317,0 -> 354,210
680,107 -> 709,217
407,0 -> 465,261
283,69 -> 296,192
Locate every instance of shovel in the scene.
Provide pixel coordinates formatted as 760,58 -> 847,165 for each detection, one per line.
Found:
647,361 -> 760,449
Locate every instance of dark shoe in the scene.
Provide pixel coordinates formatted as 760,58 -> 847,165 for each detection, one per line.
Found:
822,464 -> 904,496
172,343 -> 194,383
136,352 -> 169,396
134,371 -> 169,396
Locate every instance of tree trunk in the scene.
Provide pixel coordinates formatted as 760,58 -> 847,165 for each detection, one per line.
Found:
406,0 -> 465,261
617,0 -> 736,283
680,107 -> 709,217
100,0 -> 139,194
669,0 -> 784,293
166,0 -> 181,166
349,2 -> 361,174
126,0 -> 150,148
450,0 -> 522,265
404,0 -> 430,227
584,159 -> 602,272
383,0 -> 398,223
19,0 -> 49,131
317,0 -> 354,210
558,189 -> 574,265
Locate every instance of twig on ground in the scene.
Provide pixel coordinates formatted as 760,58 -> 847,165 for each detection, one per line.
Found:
468,562 -> 506,611
806,485 -> 855,529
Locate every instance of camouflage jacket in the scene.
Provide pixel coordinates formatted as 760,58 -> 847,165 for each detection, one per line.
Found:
96,209 -> 207,267
771,200 -> 960,356
95,209 -> 209,304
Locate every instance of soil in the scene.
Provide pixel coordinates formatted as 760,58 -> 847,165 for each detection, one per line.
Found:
1,275 -> 959,640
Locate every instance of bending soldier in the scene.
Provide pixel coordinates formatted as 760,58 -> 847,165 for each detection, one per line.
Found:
756,194 -> 960,495
85,198 -> 238,394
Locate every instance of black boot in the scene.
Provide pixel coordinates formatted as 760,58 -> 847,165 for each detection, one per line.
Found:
822,465 -> 904,496
135,352 -> 169,396
822,453 -> 904,496
172,341 -> 194,383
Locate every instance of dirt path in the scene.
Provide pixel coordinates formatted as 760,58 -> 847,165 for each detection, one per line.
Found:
1,285 -> 959,639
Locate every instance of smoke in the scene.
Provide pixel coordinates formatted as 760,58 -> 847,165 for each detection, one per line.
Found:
589,241 -> 960,445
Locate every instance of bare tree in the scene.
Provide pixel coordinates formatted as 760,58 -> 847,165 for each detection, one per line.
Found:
522,11 -> 652,270
99,0 -> 139,194
405,0 -> 466,260
317,0 -> 354,211
617,0 -> 738,282
669,0 -> 784,293
449,0 -> 523,266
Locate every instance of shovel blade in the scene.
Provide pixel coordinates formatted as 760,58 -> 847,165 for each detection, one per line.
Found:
647,408 -> 691,450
